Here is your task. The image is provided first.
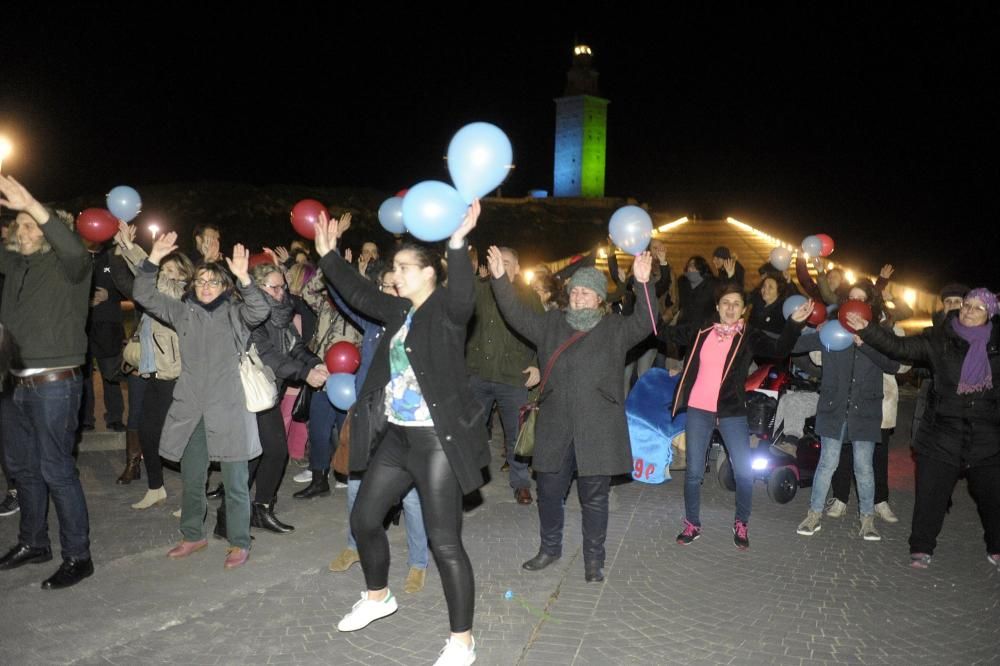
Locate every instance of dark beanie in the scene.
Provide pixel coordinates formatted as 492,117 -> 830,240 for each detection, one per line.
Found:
712,246 -> 731,260
940,283 -> 970,300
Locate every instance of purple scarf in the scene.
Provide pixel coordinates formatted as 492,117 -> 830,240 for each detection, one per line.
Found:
952,318 -> 994,394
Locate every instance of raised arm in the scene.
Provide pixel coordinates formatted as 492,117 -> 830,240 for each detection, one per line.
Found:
620,252 -> 656,347
488,246 -> 547,345
132,232 -> 189,325
751,298 -> 812,357
851,312 -> 931,365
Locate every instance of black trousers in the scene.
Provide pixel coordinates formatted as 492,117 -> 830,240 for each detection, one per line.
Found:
249,403 -> 288,503
910,454 -> 1000,556
137,378 -> 175,489
535,444 -> 611,565
831,428 -> 891,505
351,424 -> 474,633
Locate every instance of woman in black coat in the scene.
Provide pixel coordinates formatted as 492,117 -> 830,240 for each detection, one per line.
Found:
848,288 -> 1000,570
244,263 -> 328,534
314,203 -> 486,663
676,255 -> 717,327
488,247 -> 654,583
659,283 -> 811,550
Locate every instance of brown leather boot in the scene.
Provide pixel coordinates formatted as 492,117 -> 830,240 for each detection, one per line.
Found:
116,430 -> 142,484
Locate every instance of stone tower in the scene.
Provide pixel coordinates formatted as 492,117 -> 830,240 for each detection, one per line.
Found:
553,44 -> 609,197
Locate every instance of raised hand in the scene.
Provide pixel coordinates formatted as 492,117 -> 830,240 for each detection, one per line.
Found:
0,174 -> 35,210
202,235 -> 221,262
879,264 -> 894,280
273,246 -> 291,264
450,198 -> 480,247
485,245 -> 505,280
226,244 -> 251,284
478,264 -> 490,279
114,220 -> 136,250
149,232 -> 179,265
789,298 -> 814,323
336,212 -> 352,238
723,257 -> 737,277
343,247 -> 353,264
632,252 -> 653,283
313,211 -> 337,258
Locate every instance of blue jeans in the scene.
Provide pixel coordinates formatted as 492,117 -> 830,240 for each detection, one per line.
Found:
307,389 -> 345,471
810,424 -> 875,515
1,376 -> 91,560
684,407 -> 753,525
347,476 -> 428,569
469,375 -> 530,490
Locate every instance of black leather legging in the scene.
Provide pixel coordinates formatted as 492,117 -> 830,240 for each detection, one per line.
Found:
351,424 -> 473,633
249,403 -> 288,503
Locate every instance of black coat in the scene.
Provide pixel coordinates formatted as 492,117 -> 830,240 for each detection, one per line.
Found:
676,273 -> 717,326
249,304 -> 321,392
491,275 -> 654,476
318,243 -> 489,494
748,293 -> 786,337
860,312 -> 1000,468
793,332 -> 900,443
661,319 -> 804,418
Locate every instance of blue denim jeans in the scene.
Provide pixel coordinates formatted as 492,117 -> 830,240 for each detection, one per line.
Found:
469,375 -> 531,490
307,389 -> 346,471
684,407 -> 753,525
1,375 -> 91,560
810,424 -> 875,515
346,476 -> 428,569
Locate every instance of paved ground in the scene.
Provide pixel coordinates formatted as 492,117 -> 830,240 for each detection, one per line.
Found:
1,386 -> 998,665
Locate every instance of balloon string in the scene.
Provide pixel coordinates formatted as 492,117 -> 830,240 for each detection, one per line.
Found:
642,279 -> 658,336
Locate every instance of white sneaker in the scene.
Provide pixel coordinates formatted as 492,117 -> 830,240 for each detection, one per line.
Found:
825,499 -> 847,518
335,480 -> 349,489
131,486 -> 167,510
433,636 -> 476,666
860,515 -> 882,541
336,591 -> 398,631
293,470 -> 312,483
874,501 -> 899,523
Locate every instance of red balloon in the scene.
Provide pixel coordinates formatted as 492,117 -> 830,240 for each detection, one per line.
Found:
325,341 -> 361,375
248,252 -> 272,269
76,208 -> 119,243
816,234 -> 835,257
838,300 -> 873,333
290,199 -> 327,240
806,299 -> 828,327
395,189 -> 409,198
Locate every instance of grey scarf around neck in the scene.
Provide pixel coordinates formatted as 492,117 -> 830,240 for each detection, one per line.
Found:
565,307 -> 604,331
686,271 -> 704,288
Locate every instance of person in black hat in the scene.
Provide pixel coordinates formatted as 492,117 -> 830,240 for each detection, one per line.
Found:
712,246 -> 745,289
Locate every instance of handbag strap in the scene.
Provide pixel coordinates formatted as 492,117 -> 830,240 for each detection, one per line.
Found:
536,330 -> 587,396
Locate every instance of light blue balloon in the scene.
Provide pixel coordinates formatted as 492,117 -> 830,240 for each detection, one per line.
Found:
801,235 -> 822,257
782,294 -> 807,319
770,247 -> 792,272
608,205 -> 653,255
447,122 -> 513,203
378,196 -> 406,234
819,320 -> 853,352
107,185 -> 142,223
401,181 -> 468,242
326,373 -> 357,410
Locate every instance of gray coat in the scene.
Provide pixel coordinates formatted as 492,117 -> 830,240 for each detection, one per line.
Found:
133,261 -> 270,462
491,276 -> 654,476
793,333 -> 900,443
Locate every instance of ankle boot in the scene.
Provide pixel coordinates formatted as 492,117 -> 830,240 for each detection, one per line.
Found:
293,470 -> 330,499
116,430 -> 143,484
251,498 -> 295,533
213,497 -> 227,540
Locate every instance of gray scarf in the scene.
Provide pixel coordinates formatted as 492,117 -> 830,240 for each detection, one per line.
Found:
685,271 -> 704,288
565,307 -> 604,331
264,291 -> 295,329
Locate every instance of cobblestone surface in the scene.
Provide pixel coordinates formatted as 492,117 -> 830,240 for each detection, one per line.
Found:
1,388 -> 998,664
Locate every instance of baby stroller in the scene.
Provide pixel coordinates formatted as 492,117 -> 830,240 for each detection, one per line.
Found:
716,364 -> 822,503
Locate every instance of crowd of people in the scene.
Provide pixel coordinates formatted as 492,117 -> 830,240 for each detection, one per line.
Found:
1,172 -> 999,665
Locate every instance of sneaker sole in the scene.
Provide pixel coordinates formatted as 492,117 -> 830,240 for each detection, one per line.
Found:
0,509 -> 19,517
987,554 -> 1000,569
676,535 -> 700,545
862,535 -> 882,541
796,526 -> 821,536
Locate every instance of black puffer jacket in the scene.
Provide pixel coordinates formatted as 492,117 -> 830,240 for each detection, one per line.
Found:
249,297 -> 322,392
859,312 -> 1000,468
676,273 -> 717,326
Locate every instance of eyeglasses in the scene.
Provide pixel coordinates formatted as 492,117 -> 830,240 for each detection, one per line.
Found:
961,302 -> 988,314
379,283 -> 395,291
263,283 -> 285,291
193,279 -> 223,288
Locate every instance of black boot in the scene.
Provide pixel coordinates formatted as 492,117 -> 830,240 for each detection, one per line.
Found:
251,498 -> 294,533
206,482 -> 224,500
584,560 -> 605,583
293,470 -> 330,499
213,497 -> 227,540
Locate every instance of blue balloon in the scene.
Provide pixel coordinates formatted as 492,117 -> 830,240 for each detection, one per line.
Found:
325,373 -> 356,410
447,122 -> 513,203
401,181 -> 468,242
608,206 -> 653,255
107,185 -> 142,223
378,196 -> 406,234
782,294 -> 807,319
801,235 -> 822,257
819,320 -> 854,352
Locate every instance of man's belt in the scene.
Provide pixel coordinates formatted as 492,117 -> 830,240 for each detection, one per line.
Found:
13,367 -> 83,388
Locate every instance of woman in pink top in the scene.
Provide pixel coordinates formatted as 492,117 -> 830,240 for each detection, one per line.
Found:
659,282 -> 812,549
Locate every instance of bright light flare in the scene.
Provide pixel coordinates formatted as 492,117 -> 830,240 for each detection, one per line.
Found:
751,458 -> 769,471
903,288 -> 917,307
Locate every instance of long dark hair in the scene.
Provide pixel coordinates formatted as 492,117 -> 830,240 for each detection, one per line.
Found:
685,255 -> 711,277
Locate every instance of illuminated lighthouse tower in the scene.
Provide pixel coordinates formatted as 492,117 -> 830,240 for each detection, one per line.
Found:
553,44 -> 609,198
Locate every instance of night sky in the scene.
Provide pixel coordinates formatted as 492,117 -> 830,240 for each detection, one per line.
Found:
2,6 -> 997,289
